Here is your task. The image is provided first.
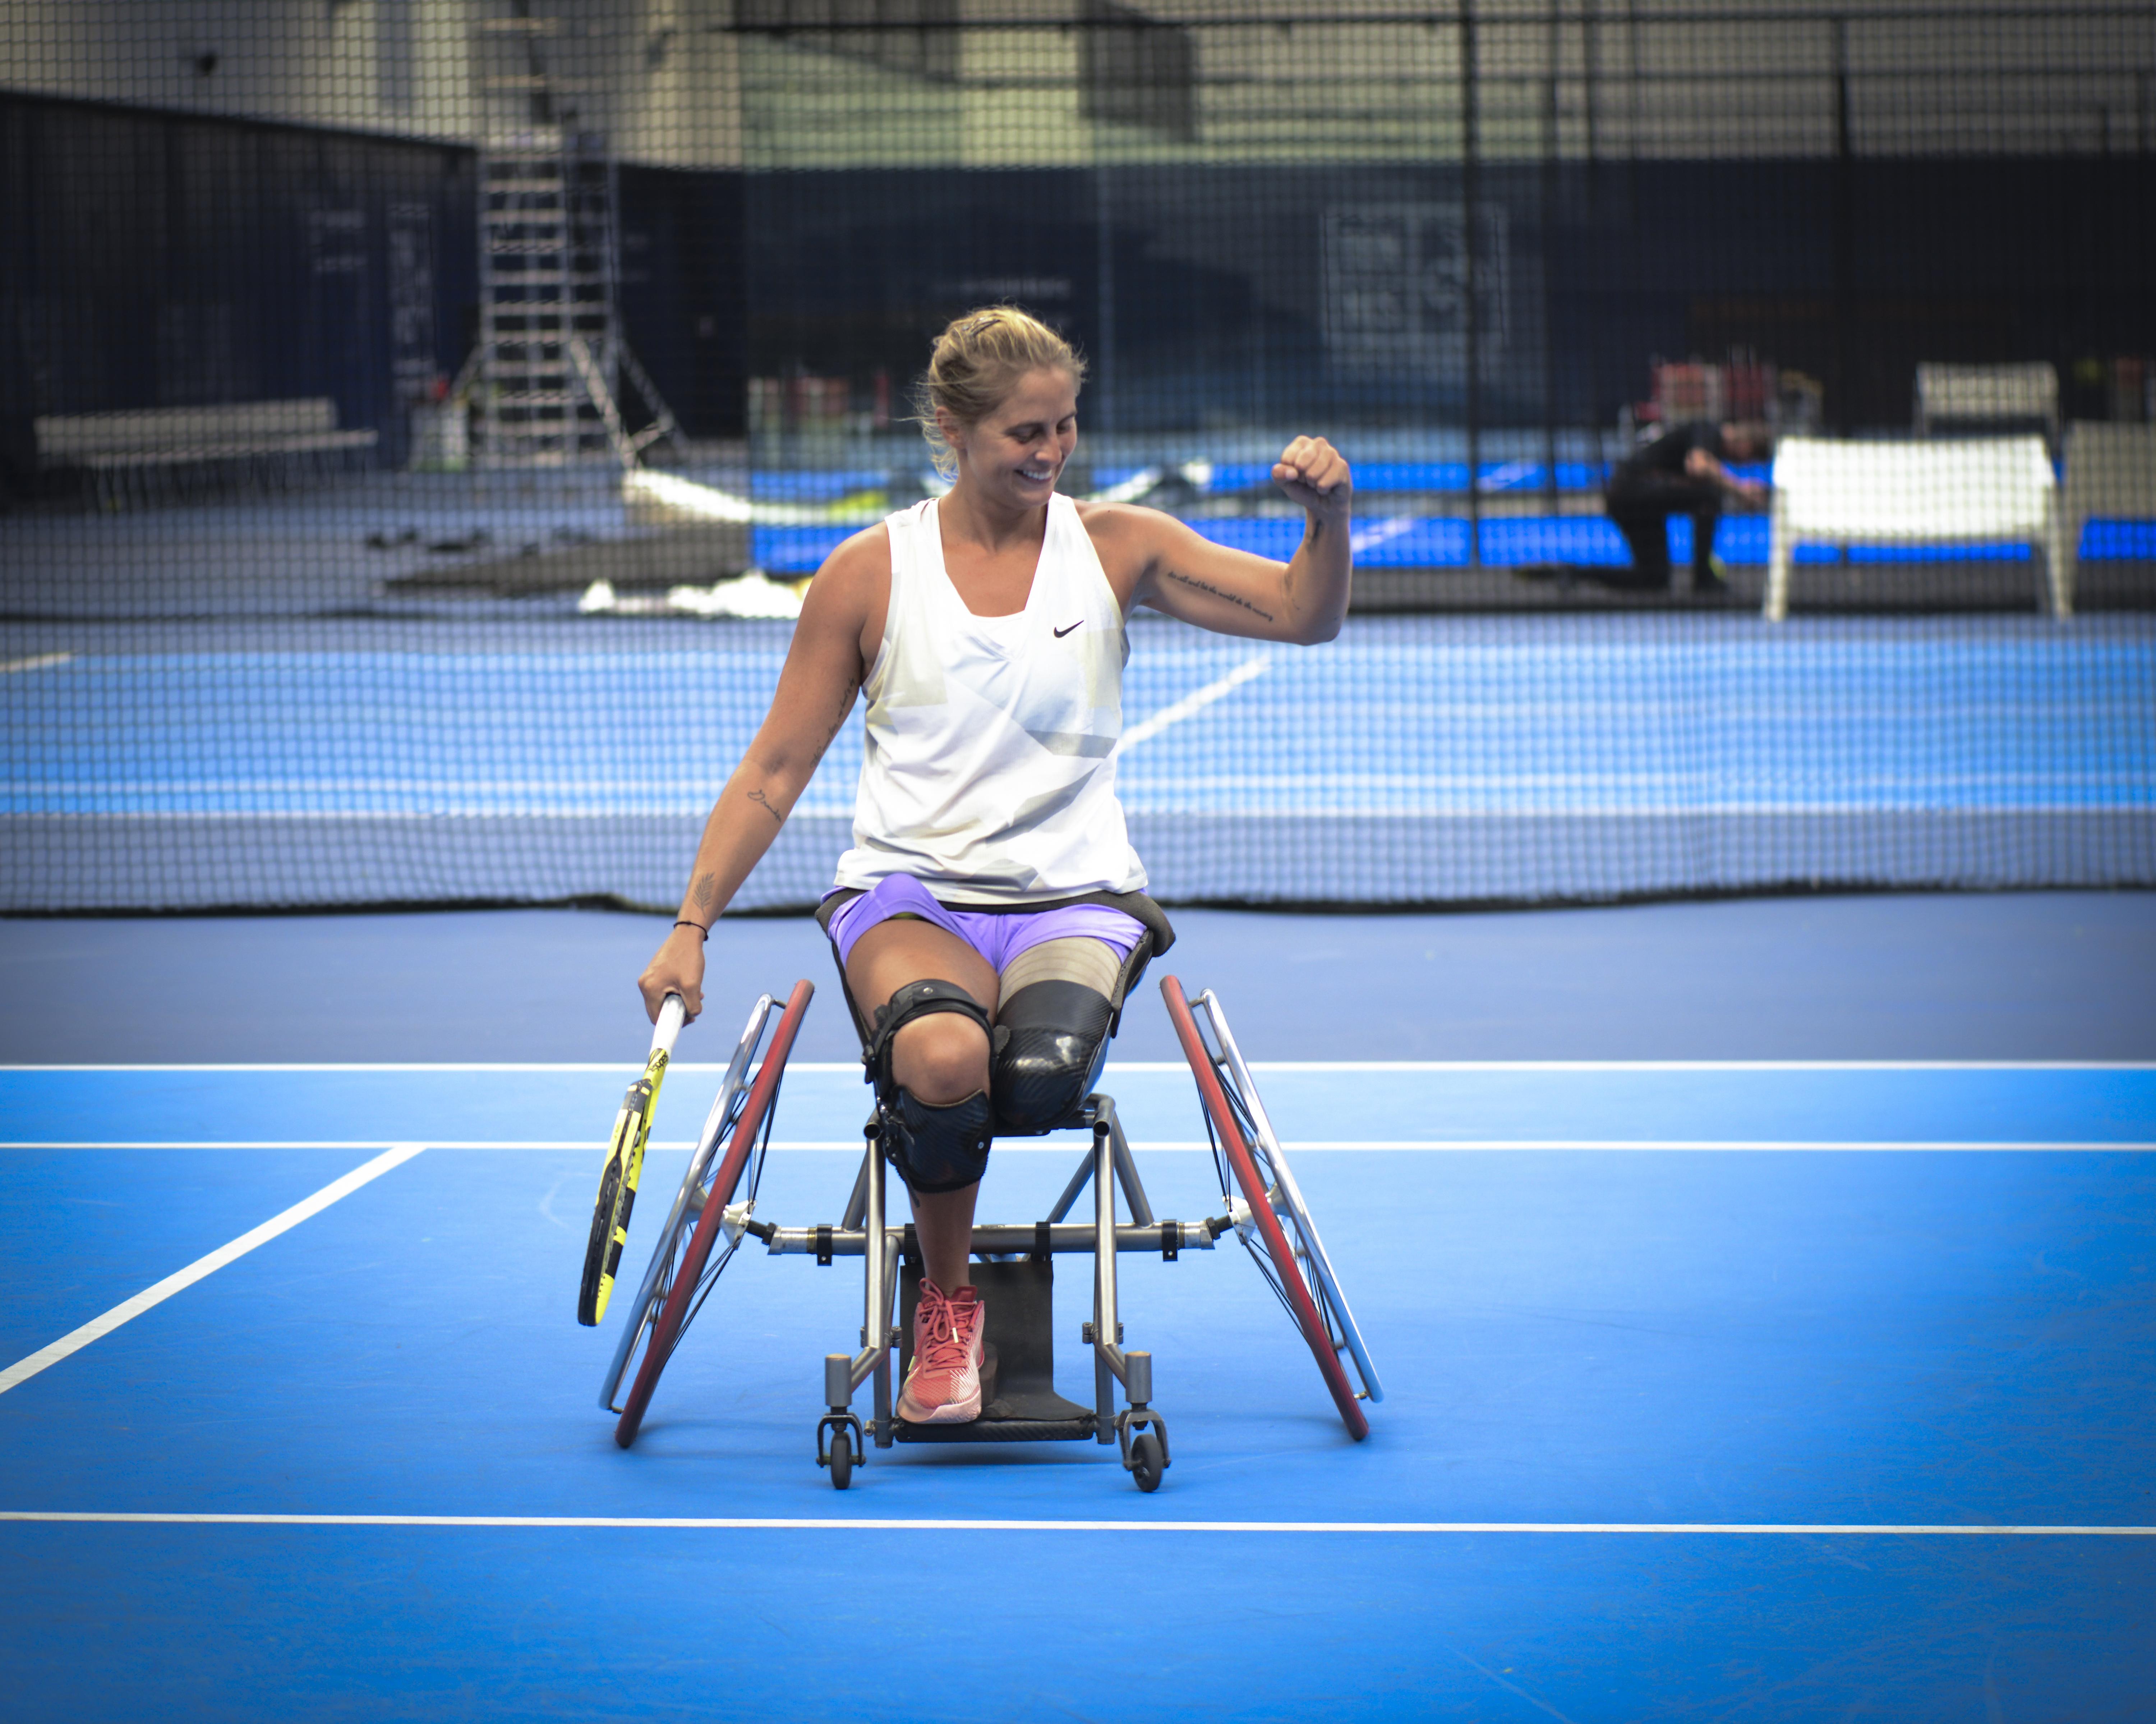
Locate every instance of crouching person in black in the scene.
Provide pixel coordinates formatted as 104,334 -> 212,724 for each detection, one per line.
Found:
1600,420 -> 1769,597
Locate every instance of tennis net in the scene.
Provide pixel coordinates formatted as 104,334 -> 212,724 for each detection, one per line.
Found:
4,3 -> 2152,912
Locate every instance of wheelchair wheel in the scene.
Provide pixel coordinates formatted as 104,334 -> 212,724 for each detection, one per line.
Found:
1129,1431 -> 1164,1493
612,978 -> 815,1449
828,1427 -> 854,1491
595,996 -> 772,1413
1162,977 -> 1374,1442
1190,985 -> 1383,1410
598,989 -> 781,1414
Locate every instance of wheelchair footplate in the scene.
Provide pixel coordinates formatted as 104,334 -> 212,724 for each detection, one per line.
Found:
891,1257 -> 1096,1444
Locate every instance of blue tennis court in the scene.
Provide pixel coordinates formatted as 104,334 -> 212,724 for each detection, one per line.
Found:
4,895 -> 2155,1720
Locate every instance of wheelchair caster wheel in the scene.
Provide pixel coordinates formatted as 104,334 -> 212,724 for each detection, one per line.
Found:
817,1411 -> 863,1488
1128,1431 -> 1164,1493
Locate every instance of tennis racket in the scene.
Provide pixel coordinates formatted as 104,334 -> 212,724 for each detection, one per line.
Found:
578,992 -> 687,1327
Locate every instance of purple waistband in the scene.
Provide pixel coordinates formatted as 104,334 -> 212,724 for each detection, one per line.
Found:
823,876 -> 1144,974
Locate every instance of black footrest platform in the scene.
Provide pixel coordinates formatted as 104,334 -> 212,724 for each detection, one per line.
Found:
895,1402 -> 1097,1445
895,1257 -> 1099,1444
897,1420 -> 1096,1444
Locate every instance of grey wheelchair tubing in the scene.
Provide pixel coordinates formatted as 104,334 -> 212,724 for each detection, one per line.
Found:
597,993 -> 775,1412
1194,989 -> 1384,1405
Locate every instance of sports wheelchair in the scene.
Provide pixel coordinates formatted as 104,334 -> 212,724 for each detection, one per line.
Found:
595,933 -> 1381,1493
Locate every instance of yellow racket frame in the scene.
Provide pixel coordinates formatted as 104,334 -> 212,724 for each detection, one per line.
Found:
578,995 -> 686,1326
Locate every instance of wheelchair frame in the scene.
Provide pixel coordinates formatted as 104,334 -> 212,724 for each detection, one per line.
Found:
597,973 -> 1379,1491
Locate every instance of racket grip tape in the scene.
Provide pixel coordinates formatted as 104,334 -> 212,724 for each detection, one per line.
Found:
651,992 -> 688,1055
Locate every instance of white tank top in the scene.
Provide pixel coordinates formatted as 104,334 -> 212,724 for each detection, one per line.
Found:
831,493 -> 1146,904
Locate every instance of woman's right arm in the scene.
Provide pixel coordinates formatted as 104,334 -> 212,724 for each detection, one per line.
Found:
636,532 -> 882,1022
1683,443 -> 1767,504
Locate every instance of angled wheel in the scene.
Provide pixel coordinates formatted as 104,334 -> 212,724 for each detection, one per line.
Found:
1192,984 -> 1384,1411
1162,976 -> 1376,1441
597,989 -> 775,1413
609,979 -> 815,1449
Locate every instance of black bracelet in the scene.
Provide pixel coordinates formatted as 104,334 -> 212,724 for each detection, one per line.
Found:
673,919 -> 708,939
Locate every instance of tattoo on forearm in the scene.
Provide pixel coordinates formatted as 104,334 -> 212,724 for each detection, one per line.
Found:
691,872 -> 719,912
746,788 -> 783,824
1163,568 -> 1275,622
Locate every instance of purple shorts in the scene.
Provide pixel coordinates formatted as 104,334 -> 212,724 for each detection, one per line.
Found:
823,875 -> 1145,974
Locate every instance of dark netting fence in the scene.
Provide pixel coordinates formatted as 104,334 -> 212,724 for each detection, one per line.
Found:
2,2 -> 2152,912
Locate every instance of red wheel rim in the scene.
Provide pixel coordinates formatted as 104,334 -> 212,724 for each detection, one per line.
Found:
1162,976 -> 1369,1441
614,978 -> 815,1449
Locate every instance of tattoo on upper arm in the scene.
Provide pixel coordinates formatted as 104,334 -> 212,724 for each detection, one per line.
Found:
691,872 -> 719,912
746,788 -> 783,824
1162,567 -> 1275,622
823,680 -> 859,747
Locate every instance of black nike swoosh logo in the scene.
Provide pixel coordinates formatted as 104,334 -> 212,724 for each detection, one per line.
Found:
1054,620 -> 1083,638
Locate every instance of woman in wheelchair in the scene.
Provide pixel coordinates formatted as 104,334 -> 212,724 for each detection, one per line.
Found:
638,305 -> 1353,1425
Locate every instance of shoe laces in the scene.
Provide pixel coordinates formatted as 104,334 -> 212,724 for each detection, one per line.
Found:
915,1283 -> 977,1374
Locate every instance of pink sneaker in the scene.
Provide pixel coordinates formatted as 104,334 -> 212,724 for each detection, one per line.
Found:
898,1280 -> 986,1424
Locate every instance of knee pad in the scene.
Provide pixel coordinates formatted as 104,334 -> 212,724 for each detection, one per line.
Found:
866,980 -> 998,1193
990,978 -> 1114,1135
883,1086 -> 994,1194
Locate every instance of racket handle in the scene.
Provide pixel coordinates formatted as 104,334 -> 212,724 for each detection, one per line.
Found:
652,992 -> 688,1054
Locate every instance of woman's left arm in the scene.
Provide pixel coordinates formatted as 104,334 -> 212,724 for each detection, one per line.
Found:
1086,436 -> 1353,645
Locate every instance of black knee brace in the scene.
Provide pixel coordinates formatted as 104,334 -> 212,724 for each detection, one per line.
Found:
866,980 -> 998,1194
883,1086 -> 994,1194
989,979 -> 1114,1135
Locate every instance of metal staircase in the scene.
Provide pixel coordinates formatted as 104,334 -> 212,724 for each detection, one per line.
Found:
464,8 -> 681,467
474,131 -> 615,465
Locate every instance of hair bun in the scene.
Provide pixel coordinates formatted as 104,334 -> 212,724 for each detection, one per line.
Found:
911,305 -> 1088,480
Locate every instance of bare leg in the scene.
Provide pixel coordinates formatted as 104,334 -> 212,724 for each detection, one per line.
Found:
908,1182 -> 981,1292
844,917 -> 999,1290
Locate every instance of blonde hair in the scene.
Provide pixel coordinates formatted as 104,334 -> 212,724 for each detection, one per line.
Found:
912,305 -> 1087,478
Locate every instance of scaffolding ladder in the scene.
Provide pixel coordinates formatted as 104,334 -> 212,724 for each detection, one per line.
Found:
471,129 -> 619,465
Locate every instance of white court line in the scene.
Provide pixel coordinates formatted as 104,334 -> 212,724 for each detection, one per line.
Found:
5,1059 -> 2151,1074
1113,655 -> 1271,755
6,1139 -> 2150,1153
1,652 -> 73,674
0,1144 -> 425,1397
0,1512 -> 2149,1537
1349,516 -> 1419,553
